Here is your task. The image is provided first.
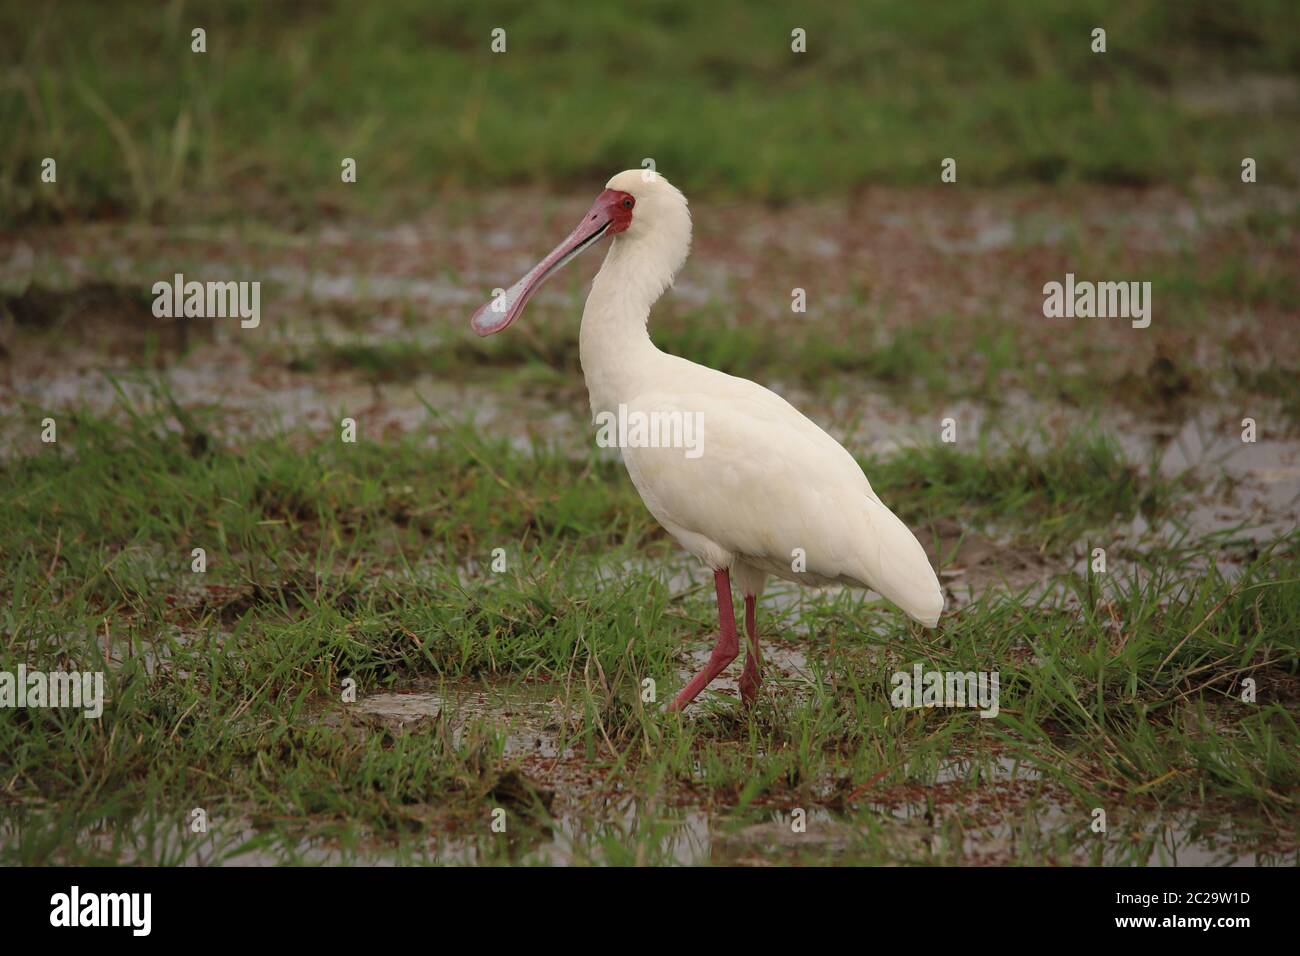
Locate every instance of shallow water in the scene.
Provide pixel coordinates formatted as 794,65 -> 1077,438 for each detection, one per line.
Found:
4,195 -> 1296,867
291,680 -> 1293,866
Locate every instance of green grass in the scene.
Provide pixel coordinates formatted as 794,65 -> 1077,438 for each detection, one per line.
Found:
3,0 -> 1298,223
868,428 -> 1189,544
2,388 -> 1180,602
1,394 -> 1295,864
4,0 -> 1297,866
287,299 -> 1300,422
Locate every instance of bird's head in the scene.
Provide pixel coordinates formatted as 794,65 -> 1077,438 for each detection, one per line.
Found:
470,170 -> 690,336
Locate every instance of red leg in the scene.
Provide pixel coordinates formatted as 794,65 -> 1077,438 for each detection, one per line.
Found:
669,569 -> 739,712
738,595 -> 762,705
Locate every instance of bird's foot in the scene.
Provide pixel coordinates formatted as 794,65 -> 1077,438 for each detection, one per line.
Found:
738,664 -> 762,707
669,627 -> 739,713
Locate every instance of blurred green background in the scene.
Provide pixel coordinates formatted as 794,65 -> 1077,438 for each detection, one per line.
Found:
2,0 -> 1298,224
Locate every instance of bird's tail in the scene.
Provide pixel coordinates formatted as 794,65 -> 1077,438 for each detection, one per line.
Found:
855,496 -> 944,627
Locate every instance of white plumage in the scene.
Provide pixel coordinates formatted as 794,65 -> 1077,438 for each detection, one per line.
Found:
472,170 -> 944,709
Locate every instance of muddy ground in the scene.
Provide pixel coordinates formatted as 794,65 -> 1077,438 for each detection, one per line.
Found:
1,185 -> 1297,865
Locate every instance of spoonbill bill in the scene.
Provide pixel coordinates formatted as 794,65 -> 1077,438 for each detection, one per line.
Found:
470,171 -> 944,711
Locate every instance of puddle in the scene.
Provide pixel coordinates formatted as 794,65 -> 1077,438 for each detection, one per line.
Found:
353,683 -> 573,760
300,681 -> 1297,865
10,675 -> 1287,866
13,786 -> 1282,867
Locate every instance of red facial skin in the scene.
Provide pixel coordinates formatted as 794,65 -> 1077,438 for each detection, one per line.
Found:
469,187 -> 636,336
594,188 -> 636,235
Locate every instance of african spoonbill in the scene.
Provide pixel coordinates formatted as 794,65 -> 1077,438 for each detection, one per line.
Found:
470,171 -> 944,711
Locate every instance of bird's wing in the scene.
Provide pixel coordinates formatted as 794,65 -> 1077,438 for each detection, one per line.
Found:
618,383 -> 943,626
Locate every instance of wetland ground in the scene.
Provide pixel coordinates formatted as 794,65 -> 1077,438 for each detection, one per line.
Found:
1,0 -> 1297,867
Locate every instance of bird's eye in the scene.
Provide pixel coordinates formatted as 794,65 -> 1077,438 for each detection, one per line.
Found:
622,198 -> 634,209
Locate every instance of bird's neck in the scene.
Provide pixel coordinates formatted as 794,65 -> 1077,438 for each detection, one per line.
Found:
578,237 -> 670,414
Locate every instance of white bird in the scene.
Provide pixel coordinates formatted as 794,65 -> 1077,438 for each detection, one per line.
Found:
471,170 -> 943,711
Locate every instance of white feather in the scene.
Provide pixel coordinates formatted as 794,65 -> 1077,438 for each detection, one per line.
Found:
579,170 -> 944,627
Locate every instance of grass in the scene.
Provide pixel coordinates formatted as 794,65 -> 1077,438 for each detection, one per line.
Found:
4,0 -> 1296,869
2,387 -> 1180,601
284,296 -> 1298,424
4,209 -> 1289,864
868,428 -> 1188,544
1,394 -> 1295,864
3,0 -> 1299,223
